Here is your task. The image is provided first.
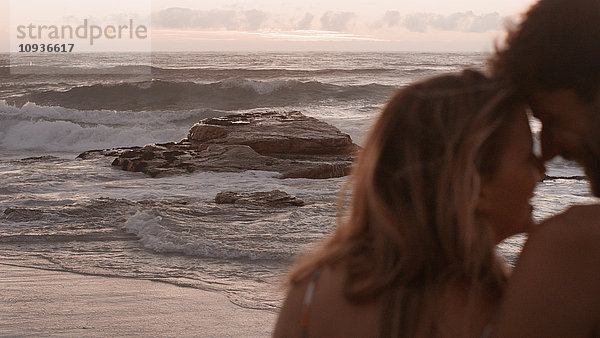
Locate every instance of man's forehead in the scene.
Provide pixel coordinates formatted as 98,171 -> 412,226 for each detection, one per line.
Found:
526,88 -> 600,132
530,88 -> 592,105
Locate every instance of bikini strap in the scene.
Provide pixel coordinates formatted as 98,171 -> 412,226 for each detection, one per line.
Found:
301,267 -> 322,338
480,305 -> 502,338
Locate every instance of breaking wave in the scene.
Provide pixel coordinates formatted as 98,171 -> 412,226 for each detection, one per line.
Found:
0,101 -> 228,152
124,211 -> 294,261
10,79 -> 397,111
4,64 -> 397,78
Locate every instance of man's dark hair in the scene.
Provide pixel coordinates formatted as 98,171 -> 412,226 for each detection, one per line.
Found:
491,0 -> 600,101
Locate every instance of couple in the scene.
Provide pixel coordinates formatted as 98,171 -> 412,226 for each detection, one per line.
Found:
275,0 -> 600,336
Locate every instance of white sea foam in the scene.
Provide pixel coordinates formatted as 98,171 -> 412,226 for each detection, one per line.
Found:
220,78 -> 300,95
124,210 -> 289,260
0,101 -> 211,152
0,119 -> 185,152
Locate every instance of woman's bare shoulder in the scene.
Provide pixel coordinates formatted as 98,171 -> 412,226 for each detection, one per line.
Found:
273,265 -> 380,337
273,266 -> 346,338
272,274 -> 311,338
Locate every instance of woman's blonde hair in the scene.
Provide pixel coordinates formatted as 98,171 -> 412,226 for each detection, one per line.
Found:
289,69 -> 521,336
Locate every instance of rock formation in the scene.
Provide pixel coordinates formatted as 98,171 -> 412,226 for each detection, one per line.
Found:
78,111 -> 359,179
215,190 -> 305,207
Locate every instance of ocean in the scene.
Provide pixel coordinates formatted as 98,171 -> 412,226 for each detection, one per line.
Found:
0,52 -> 595,312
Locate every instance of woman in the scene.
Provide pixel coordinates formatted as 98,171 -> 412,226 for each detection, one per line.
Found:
273,69 -> 545,337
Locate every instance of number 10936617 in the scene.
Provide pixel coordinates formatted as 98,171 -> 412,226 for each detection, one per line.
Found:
18,44 -> 75,53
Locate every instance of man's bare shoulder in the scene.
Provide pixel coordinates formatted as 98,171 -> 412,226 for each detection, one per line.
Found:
491,204 -> 600,337
516,204 -> 600,280
529,204 -> 600,253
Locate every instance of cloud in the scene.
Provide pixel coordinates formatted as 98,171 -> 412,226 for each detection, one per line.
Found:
320,11 -> 357,31
401,11 -> 501,33
151,7 -> 501,36
382,11 -> 401,27
467,12 -> 502,32
403,13 -> 431,32
243,10 -> 269,31
152,8 -> 192,29
152,7 -> 269,31
297,12 -> 314,30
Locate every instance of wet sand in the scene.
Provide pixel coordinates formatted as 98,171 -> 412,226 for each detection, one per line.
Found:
0,263 -> 276,337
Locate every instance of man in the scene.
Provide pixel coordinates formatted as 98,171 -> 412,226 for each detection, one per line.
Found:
489,0 -> 600,336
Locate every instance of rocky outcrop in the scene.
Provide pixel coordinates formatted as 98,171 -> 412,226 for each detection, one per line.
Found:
78,111 -> 359,179
215,190 -> 305,207
187,111 -> 357,156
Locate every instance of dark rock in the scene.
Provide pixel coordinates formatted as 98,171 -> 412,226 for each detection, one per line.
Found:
281,162 -> 353,179
77,147 -> 141,160
188,124 -> 229,142
140,151 -> 155,160
215,190 -> 305,207
164,151 -> 186,162
543,175 -> 587,181
78,111 -> 359,179
121,150 -> 143,158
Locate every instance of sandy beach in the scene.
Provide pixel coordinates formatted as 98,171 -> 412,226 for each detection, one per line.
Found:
0,263 -> 277,337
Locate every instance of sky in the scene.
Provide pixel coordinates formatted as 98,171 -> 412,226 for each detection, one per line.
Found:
148,0 -> 536,51
2,0 -> 539,52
